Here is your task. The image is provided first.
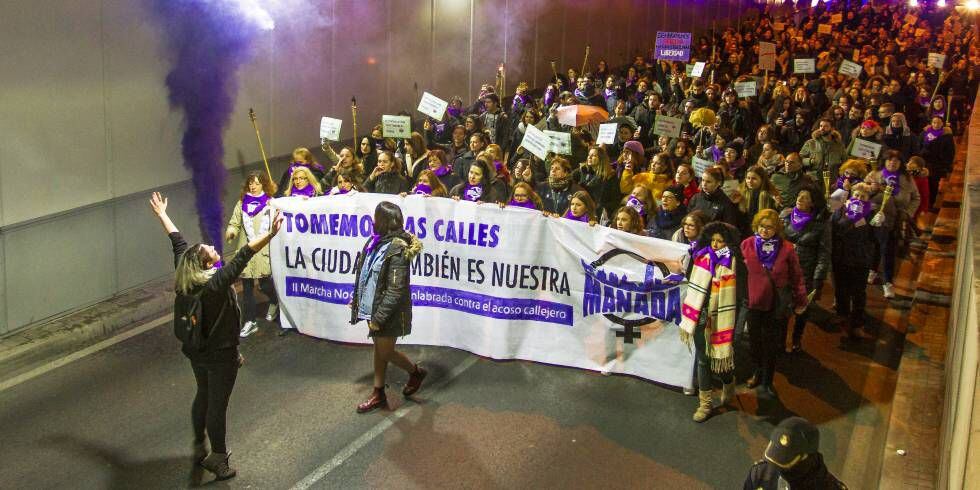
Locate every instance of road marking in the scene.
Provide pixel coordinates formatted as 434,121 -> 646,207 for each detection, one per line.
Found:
0,314 -> 172,392
291,355 -> 479,490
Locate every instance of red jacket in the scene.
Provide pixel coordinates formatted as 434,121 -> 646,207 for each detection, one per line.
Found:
740,236 -> 808,312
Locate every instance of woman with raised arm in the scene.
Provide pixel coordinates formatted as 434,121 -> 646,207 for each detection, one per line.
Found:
150,192 -> 282,481
350,202 -> 426,413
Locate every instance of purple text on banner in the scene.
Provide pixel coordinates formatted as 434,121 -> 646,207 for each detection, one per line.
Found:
284,277 -> 574,326
655,31 -> 692,61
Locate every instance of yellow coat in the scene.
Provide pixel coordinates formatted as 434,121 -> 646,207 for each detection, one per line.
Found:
619,170 -> 673,201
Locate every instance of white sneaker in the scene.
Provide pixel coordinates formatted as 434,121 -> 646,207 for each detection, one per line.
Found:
867,271 -> 879,285
240,321 -> 258,338
883,283 -> 895,299
265,304 -> 279,322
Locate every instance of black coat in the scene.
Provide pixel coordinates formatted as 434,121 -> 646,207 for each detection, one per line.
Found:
687,188 -> 740,229
743,454 -> 847,490
830,207 -> 876,269
536,182 -> 584,214
170,232 -> 253,360
349,232 -> 421,337
781,208 -> 831,291
452,150 -> 479,183
918,132 -> 955,175
364,171 -> 409,195
574,167 -> 622,220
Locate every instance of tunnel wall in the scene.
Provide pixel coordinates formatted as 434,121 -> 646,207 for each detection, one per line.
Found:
0,0 -> 746,332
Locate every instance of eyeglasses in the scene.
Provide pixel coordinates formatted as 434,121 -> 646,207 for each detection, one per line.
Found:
757,223 -> 776,231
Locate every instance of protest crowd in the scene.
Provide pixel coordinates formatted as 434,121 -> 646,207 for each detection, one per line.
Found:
155,0 -> 978,484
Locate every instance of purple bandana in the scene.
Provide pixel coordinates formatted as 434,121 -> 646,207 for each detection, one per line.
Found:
687,240 -> 699,255
845,198 -> 872,223
789,207 -> 813,232
508,199 -> 537,209
290,184 -> 316,197
563,209 -> 590,222
694,245 -> 733,272
923,126 -> 943,143
755,235 -> 781,271
446,106 -> 462,119
711,146 -> 725,162
242,193 -> 268,217
625,195 -> 646,218
881,167 -> 901,195
574,88 -> 589,100
333,186 -> 350,195
463,184 -> 483,202
413,183 -> 432,196
543,88 -> 557,108
603,88 -> 617,100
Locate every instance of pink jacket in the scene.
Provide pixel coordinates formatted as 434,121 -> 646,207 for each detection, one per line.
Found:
740,237 -> 808,312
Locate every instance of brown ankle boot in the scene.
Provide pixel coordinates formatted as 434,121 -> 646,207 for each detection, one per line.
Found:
403,364 -> 427,396
692,390 -> 714,423
357,387 -> 387,413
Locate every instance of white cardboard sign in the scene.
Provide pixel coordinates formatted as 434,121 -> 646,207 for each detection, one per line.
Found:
794,58 -> 816,74
596,123 -> 618,145
758,42 -> 777,72
690,62 -> 706,78
520,125 -> 551,160
318,116 -> 342,141
653,115 -> 682,138
817,24 -> 832,35
544,130 -> 573,156
839,60 -> 863,78
849,138 -> 882,160
927,53 -> 946,69
417,92 -> 449,121
692,156 -> 713,178
381,115 -> 412,138
734,81 -> 757,98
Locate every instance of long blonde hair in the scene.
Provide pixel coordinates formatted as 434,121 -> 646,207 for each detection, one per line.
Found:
175,244 -> 216,294
285,166 -> 323,196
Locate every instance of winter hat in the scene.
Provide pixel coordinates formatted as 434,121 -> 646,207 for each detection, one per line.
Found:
623,140 -> 645,157
860,119 -> 880,129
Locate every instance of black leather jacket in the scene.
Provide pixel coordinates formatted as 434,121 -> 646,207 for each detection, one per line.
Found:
349,232 -> 422,336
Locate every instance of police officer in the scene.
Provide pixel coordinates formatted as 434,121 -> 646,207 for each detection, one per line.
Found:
744,417 -> 847,489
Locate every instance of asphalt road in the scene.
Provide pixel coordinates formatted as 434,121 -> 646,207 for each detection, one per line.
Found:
0,289 -> 905,489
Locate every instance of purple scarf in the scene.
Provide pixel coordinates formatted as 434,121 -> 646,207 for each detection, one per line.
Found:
845,198 -> 872,223
463,184 -> 483,202
881,167 -> 901,195
363,233 -> 382,254
432,164 -> 452,177
242,193 -> 268,217
574,88 -> 589,100
755,235 -> 781,271
694,245 -> 733,272
511,93 -> 532,112
835,175 -> 862,190
508,199 -> 537,210
446,106 -> 463,119
923,126 -> 944,143
413,183 -> 432,196
687,240 -> 699,255
711,146 -> 725,162
290,184 -> 316,198
789,207 -> 813,232
563,209 -> 590,222
543,89 -> 557,108
625,195 -> 647,218
603,88 -> 617,101
333,186 -> 350,195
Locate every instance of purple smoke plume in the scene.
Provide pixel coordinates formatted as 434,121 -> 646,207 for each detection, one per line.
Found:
151,0 -> 273,253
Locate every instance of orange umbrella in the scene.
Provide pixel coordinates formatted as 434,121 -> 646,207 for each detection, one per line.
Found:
557,105 -> 610,127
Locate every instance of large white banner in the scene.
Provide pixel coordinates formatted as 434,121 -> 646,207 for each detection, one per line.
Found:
270,194 -> 695,388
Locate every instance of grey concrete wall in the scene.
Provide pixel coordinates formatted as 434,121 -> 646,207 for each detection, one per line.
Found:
0,0 -> 743,334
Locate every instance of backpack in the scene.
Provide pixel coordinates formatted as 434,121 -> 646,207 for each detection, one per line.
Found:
174,287 -> 224,352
